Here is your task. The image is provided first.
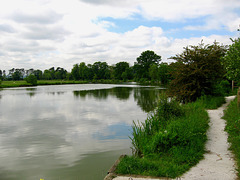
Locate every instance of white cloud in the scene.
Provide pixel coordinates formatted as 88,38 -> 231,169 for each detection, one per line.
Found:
0,0 -> 239,71
10,10 -> 63,24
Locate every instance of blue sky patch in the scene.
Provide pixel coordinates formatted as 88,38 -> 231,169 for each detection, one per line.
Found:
95,14 -> 235,39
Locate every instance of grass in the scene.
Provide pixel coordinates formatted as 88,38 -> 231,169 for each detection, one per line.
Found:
0,80 -> 30,88
0,79 -> 126,88
223,98 -> 240,179
116,95 -> 211,178
198,95 -> 226,109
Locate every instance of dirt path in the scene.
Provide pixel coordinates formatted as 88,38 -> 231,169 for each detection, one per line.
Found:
180,96 -> 237,180
108,96 -> 237,180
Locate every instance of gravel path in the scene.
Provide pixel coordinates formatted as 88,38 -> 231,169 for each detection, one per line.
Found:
180,96 -> 237,180
109,96 -> 237,180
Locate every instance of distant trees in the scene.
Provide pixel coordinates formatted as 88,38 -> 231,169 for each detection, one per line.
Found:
221,38 -> 240,81
168,41 -> 227,102
1,50 -> 171,85
134,50 -> 161,80
25,74 -> 37,85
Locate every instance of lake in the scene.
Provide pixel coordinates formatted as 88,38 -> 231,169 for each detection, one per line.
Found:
0,84 -> 163,180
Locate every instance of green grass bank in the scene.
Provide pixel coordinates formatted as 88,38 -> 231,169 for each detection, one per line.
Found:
223,98 -> 240,179
0,79 -> 129,88
115,95 -> 226,178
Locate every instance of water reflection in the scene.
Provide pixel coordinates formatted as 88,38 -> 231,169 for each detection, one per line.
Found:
0,84 -> 163,180
73,87 -> 162,112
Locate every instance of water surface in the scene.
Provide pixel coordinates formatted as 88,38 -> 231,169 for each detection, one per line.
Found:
0,84 -> 163,180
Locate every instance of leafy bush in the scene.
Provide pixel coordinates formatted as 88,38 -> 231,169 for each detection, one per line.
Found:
25,75 -> 37,85
168,41 -> 227,103
212,80 -> 231,96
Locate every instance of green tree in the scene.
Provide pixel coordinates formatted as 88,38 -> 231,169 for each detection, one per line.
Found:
169,41 -> 227,102
33,70 -> 43,80
92,61 -> 110,79
149,64 -> 159,81
49,67 -> 55,80
25,74 -> 37,85
12,69 -> 23,80
135,50 -> 161,80
221,38 -> 240,81
0,70 -> 2,80
114,62 -> 130,80
71,64 -> 80,80
158,63 -> 171,85
43,70 -> 51,80
55,67 -> 67,79
79,62 -> 88,80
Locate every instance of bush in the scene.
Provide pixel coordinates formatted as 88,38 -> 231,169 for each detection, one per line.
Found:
212,80 -> 231,96
25,75 -> 37,86
168,41 -> 227,103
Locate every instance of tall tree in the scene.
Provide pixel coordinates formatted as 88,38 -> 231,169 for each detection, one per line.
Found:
92,61 -> 110,79
71,64 -> 80,80
33,70 -> 43,80
114,62 -> 130,80
221,38 -> 240,81
135,50 -> 161,80
169,41 -> 227,102
79,62 -> 88,80
0,70 -> 2,80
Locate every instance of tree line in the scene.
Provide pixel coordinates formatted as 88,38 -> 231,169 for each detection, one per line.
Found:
1,38 -> 240,103
0,50 -> 171,84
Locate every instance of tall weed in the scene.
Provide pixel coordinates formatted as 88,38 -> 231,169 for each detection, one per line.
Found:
117,94 -> 209,178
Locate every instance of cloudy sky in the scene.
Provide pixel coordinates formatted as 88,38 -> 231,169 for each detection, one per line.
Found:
0,0 -> 240,71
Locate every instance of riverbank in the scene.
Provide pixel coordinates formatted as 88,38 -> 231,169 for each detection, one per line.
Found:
0,80 -> 132,88
105,96 -> 237,180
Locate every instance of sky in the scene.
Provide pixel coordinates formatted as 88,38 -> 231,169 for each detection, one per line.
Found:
0,0 -> 240,72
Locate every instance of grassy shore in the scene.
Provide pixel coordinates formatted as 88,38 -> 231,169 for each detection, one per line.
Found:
0,79 -> 127,88
223,98 -> 240,178
115,95 -> 226,178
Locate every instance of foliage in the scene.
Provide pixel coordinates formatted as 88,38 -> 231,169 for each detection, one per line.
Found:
197,95 -> 226,109
158,63 -> 172,85
0,70 -> 2,80
25,75 -> 37,85
221,38 -> 240,81
149,64 -> 159,81
114,62 -> 130,80
71,64 -> 80,80
135,50 -> 161,80
168,41 -> 227,102
116,95 -> 210,178
223,98 -> 240,178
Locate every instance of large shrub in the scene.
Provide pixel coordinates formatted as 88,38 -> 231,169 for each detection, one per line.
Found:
168,41 -> 227,102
